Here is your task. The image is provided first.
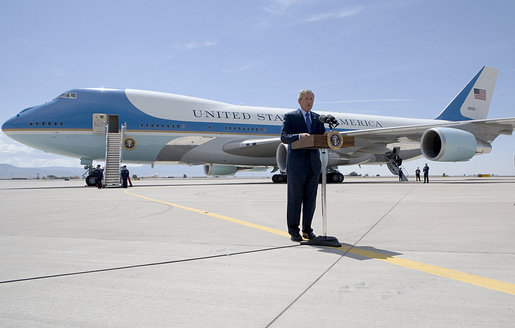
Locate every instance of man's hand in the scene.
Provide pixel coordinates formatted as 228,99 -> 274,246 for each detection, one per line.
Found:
300,133 -> 310,138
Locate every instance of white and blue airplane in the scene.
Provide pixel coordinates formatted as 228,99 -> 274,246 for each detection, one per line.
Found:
2,66 -> 515,185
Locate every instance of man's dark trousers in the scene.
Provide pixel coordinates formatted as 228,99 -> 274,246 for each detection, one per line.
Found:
287,164 -> 319,235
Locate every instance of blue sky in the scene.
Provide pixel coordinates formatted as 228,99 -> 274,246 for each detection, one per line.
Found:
1,0 -> 514,176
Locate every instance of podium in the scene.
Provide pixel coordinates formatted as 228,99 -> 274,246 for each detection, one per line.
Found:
291,133 -> 352,247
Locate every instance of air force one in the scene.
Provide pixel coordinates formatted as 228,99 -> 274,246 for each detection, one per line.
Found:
2,66 -> 515,185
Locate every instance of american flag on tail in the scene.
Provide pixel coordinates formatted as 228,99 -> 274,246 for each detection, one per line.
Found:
474,88 -> 486,100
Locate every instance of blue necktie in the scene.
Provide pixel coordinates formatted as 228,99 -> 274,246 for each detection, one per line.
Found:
305,112 -> 312,134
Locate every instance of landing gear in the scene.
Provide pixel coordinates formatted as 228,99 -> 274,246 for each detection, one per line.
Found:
272,172 -> 344,183
86,174 -> 97,186
81,159 -> 97,187
319,171 -> 344,183
328,172 -> 344,183
272,174 -> 287,183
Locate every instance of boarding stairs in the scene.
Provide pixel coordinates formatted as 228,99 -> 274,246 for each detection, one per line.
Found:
103,124 -> 124,188
386,155 -> 408,181
398,165 -> 409,182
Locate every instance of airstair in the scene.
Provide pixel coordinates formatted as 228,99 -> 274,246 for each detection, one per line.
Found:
398,166 -> 409,182
103,123 -> 124,188
386,150 -> 409,182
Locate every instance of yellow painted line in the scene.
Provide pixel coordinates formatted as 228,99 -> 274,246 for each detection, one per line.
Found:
124,190 -> 289,237
124,189 -> 515,295
339,245 -> 515,295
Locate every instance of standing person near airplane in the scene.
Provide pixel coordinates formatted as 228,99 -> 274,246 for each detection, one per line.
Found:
121,165 -> 130,188
94,164 -> 103,189
423,163 -> 430,183
415,167 -> 421,181
280,89 -> 327,242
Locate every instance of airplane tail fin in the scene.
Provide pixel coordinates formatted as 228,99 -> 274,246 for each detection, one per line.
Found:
435,66 -> 499,121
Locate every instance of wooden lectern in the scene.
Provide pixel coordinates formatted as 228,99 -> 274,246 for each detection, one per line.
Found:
291,134 -> 354,150
291,133 -> 352,247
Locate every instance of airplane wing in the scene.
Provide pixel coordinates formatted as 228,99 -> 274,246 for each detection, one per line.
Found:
342,117 -> 515,144
220,117 -> 515,169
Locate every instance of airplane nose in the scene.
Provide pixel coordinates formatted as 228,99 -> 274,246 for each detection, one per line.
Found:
2,115 -> 20,134
2,118 -> 11,133
3,106 -> 36,133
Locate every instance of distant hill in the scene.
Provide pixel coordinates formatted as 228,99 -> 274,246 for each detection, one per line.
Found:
0,164 -> 84,179
0,163 -> 212,179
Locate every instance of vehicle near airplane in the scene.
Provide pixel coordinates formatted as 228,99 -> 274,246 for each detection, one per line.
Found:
2,66 -> 515,185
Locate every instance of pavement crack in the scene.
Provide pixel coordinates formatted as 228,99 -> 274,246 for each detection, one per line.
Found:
0,244 -> 300,285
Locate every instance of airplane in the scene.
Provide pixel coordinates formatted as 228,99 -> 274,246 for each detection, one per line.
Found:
2,66 -> 515,185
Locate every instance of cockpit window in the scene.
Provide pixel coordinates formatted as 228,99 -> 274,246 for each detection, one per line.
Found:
57,92 -> 77,99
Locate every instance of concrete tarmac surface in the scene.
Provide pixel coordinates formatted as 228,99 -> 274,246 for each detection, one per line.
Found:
1,176 -> 514,327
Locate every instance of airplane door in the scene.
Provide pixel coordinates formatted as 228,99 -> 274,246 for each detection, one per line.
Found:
108,115 -> 119,133
92,113 -> 107,134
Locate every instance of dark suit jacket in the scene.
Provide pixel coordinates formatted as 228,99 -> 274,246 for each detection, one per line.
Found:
280,109 -> 326,175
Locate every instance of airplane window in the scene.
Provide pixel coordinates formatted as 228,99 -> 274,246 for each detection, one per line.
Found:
29,122 -> 33,126
140,123 -> 143,128
167,124 -> 170,128
54,122 -> 57,126
35,122 -> 39,126
42,122 -> 45,126
145,124 -> 149,128
60,122 -> 63,126
57,92 -> 77,99
48,122 -> 52,126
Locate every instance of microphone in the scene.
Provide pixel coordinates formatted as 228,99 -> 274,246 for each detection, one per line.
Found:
319,114 -> 339,129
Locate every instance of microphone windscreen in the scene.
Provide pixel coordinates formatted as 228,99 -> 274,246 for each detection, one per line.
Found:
319,115 -> 329,123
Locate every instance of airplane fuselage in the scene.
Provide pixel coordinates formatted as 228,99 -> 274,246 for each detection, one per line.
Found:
2,88 -> 434,167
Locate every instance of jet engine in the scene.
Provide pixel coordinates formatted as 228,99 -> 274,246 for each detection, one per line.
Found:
420,127 -> 491,162
203,165 -> 238,176
275,143 -> 288,172
203,165 -> 269,176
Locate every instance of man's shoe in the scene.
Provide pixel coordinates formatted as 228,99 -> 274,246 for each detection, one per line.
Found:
302,232 -> 317,240
290,233 -> 302,242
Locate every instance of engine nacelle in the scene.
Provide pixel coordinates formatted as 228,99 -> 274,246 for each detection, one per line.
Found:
421,127 -> 489,162
275,143 -> 288,172
203,165 -> 238,176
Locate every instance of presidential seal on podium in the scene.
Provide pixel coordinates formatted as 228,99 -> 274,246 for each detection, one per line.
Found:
327,130 -> 343,150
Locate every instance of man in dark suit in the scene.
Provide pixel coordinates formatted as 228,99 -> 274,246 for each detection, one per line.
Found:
423,163 -> 429,183
280,89 -> 327,242
121,165 -> 130,188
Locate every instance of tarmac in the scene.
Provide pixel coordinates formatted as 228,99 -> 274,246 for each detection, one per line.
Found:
0,176 -> 514,327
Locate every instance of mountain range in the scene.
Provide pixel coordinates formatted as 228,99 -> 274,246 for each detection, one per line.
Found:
0,163 -> 209,179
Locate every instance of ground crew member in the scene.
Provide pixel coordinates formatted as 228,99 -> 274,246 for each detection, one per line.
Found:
94,164 -> 103,189
423,163 -> 429,183
121,165 -> 130,188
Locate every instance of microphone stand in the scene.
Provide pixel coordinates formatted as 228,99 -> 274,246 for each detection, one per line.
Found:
302,118 -> 342,247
